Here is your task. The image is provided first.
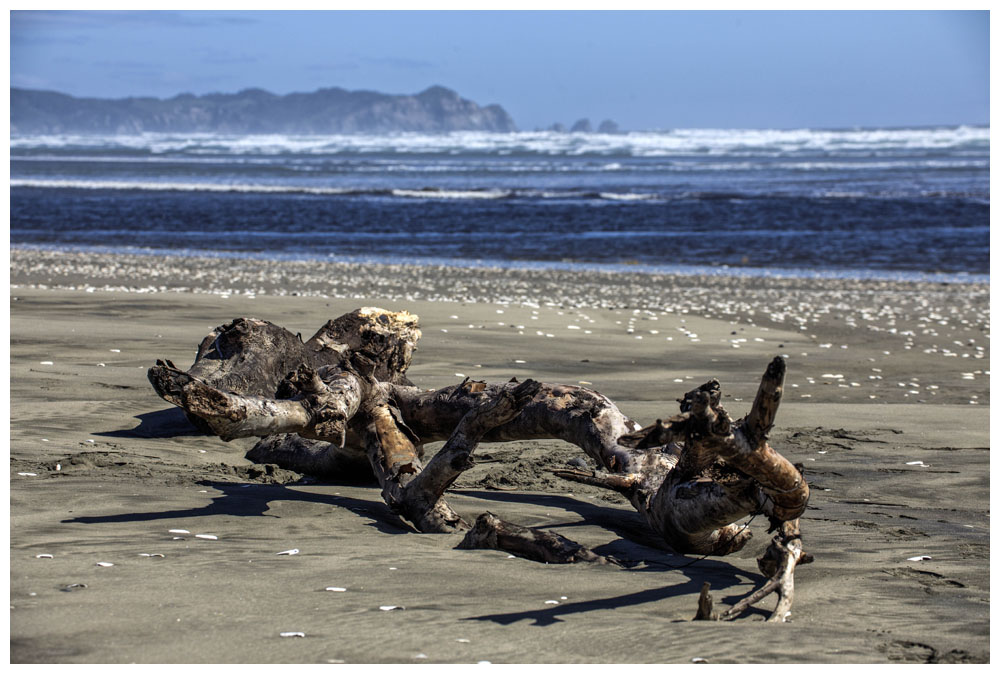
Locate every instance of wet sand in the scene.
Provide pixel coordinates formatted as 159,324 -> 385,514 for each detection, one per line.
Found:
9,249 -> 990,663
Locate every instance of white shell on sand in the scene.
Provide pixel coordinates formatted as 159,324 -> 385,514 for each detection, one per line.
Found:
277,549 -> 299,555
35,554 -> 53,559
907,555 -> 932,562
96,562 -> 114,567
325,587 -> 347,592
168,529 -> 190,534
279,632 -> 305,638
195,534 -> 218,540
379,605 -> 404,611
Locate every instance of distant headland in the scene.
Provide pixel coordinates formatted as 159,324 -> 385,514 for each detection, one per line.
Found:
10,85 -> 522,134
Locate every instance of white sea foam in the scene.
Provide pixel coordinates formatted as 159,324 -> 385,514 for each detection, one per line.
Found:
597,192 -> 658,201
10,126 -> 988,158
9,179 -> 359,195
390,188 -> 511,200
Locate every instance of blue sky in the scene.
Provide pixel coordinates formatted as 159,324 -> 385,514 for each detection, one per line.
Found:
10,10 -> 989,130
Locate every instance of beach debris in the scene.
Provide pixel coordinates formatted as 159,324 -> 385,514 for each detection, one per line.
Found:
96,562 -> 114,567
139,553 -> 166,558
907,555 -> 932,562
148,308 -> 811,625
195,534 -> 218,540
691,658 -> 709,664
168,529 -> 190,534
39,360 -> 54,365
379,605 -> 404,611
459,513 -> 621,566
63,583 -> 87,591
35,554 -> 53,559
279,631 -> 306,638
325,587 -> 347,592
276,549 -> 299,555
17,472 -> 37,477
544,600 -> 559,605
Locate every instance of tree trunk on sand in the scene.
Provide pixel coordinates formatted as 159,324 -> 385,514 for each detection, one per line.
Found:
148,307 -> 811,621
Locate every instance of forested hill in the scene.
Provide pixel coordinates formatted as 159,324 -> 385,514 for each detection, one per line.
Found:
11,85 -> 518,134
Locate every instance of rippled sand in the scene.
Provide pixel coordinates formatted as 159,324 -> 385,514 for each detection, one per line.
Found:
10,248 -> 989,663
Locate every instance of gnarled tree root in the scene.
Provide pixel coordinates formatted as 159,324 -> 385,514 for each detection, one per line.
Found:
694,519 -> 811,622
148,309 -> 812,620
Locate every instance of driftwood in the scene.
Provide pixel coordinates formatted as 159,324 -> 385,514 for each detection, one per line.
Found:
148,307 -> 810,621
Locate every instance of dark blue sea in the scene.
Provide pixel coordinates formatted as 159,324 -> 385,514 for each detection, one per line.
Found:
10,126 -> 990,282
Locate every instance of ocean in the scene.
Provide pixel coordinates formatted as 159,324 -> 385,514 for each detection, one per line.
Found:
9,126 -> 990,282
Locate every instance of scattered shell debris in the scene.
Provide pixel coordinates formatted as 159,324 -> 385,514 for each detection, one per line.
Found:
277,549 -> 299,556
279,632 -> 306,638
907,555 -> 932,562
168,529 -> 190,534
35,554 -> 53,559
96,562 -> 114,567
195,534 -> 218,540
325,587 -> 347,592
379,605 -> 404,611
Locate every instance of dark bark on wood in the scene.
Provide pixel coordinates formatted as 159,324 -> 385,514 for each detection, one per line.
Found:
246,434 -> 372,481
458,512 -> 620,566
149,308 -> 811,621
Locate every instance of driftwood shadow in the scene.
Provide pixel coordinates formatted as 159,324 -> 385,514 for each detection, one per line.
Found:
462,565 -> 757,627
95,407 -> 202,439
61,480 -> 411,535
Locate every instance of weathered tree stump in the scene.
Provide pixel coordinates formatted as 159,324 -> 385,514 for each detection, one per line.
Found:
148,307 -> 810,621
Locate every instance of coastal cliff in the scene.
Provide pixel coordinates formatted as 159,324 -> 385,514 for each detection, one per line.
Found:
10,85 -> 518,134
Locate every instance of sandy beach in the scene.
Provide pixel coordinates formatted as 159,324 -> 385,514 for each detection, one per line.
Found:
9,249 -> 990,663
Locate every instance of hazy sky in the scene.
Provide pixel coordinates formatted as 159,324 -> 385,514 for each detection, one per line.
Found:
10,9 -> 989,130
